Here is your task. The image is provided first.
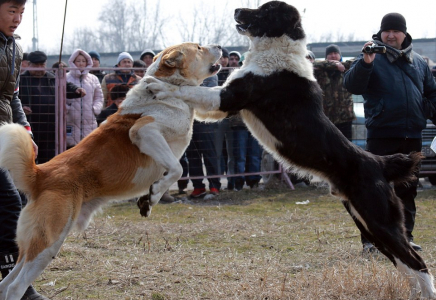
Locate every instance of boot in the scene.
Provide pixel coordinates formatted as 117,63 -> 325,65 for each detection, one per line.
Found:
1,252 -> 50,300
21,286 -> 50,300
159,190 -> 175,204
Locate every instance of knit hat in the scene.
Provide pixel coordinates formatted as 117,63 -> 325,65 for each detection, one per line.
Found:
28,51 -> 47,63
140,49 -> 156,60
117,52 -> 133,65
88,50 -> 101,62
380,13 -> 407,34
23,52 -> 29,61
239,52 -> 248,66
325,44 -> 341,58
229,51 -> 241,59
221,47 -> 229,58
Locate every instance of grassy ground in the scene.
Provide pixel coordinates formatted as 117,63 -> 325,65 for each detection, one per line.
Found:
33,181 -> 436,300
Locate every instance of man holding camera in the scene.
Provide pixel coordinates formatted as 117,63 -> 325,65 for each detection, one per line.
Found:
344,13 -> 436,253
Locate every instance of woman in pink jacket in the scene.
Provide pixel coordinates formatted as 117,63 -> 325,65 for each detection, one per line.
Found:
66,49 -> 104,147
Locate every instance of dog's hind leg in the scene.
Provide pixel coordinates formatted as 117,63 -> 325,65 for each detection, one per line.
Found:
130,118 -> 183,207
0,259 -> 24,300
343,199 -> 435,299
4,218 -> 73,300
3,193 -> 75,299
394,258 -> 436,300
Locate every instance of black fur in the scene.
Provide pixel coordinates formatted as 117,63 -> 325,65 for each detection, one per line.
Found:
234,1 -> 305,40
220,1 -> 430,278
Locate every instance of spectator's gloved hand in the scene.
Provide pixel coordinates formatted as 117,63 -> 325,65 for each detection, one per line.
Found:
76,88 -> 86,97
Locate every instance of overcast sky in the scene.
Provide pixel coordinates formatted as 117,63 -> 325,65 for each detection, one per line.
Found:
15,0 -> 436,54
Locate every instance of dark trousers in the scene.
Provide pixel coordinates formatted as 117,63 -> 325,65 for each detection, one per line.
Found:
0,168 -> 22,253
361,138 -> 421,244
335,121 -> 352,141
186,122 -> 221,190
178,152 -> 189,191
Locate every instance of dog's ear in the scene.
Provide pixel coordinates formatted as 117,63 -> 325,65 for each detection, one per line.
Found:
162,50 -> 185,68
153,52 -> 162,62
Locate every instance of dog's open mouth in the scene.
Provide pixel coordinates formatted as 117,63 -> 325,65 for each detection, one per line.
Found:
235,21 -> 250,33
209,63 -> 221,74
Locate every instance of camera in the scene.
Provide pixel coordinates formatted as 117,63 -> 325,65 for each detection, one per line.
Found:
362,44 -> 386,54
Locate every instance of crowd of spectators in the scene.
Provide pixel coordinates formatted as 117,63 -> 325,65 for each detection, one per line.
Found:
17,46 -> 265,201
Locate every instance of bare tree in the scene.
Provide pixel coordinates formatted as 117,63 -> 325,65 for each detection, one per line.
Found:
125,1 -> 167,51
61,0 -> 368,56
64,0 -> 166,54
64,28 -> 100,54
97,0 -> 129,52
173,0 -> 258,48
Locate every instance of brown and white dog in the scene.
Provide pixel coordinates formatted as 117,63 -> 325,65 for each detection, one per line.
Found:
0,42 -> 221,299
145,1 -> 436,299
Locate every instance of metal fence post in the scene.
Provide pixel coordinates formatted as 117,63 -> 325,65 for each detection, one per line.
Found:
55,67 -> 67,155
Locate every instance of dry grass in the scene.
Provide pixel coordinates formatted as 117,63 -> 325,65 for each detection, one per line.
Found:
33,182 -> 436,299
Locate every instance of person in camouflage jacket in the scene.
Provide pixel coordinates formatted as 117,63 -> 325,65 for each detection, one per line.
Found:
313,44 -> 355,140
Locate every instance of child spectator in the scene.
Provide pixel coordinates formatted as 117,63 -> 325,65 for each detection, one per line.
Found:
88,50 -> 106,83
133,59 -> 146,78
96,84 -> 129,125
139,49 -> 155,68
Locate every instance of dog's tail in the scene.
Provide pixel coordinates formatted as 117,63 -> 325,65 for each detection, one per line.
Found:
382,152 -> 422,184
0,123 -> 38,194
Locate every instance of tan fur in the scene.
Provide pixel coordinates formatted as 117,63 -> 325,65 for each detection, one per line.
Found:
130,116 -> 156,144
0,42 -> 222,300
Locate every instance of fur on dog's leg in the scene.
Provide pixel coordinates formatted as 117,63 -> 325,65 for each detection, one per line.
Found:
5,220 -> 72,300
3,192 -> 76,299
180,85 -> 222,114
416,272 -> 436,299
397,260 -> 421,299
395,257 -> 436,299
344,191 -> 435,298
130,117 -> 183,206
0,259 -> 24,300
395,258 -> 422,300
145,77 -> 223,115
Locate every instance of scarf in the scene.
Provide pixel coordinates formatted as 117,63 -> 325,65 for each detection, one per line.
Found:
372,32 -> 413,63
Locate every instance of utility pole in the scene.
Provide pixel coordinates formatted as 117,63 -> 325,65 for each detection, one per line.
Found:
32,0 -> 38,51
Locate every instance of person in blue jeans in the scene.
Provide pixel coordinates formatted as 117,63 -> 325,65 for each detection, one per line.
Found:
186,75 -> 221,198
231,115 -> 263,190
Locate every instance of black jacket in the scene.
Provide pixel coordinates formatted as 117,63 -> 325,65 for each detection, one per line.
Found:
344,39 -> 436,139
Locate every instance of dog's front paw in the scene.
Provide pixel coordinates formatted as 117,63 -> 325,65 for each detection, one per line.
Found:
149,183 -> 165,206
137,194 -> 152,217
143,75 -> 160,84
145,81 -> 180,100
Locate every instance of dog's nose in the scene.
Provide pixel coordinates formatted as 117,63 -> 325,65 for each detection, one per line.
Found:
217,45 -> 222,50
235,8 -> 241,18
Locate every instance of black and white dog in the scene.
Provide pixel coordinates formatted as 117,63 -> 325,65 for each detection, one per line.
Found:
146,1 -> 436,298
